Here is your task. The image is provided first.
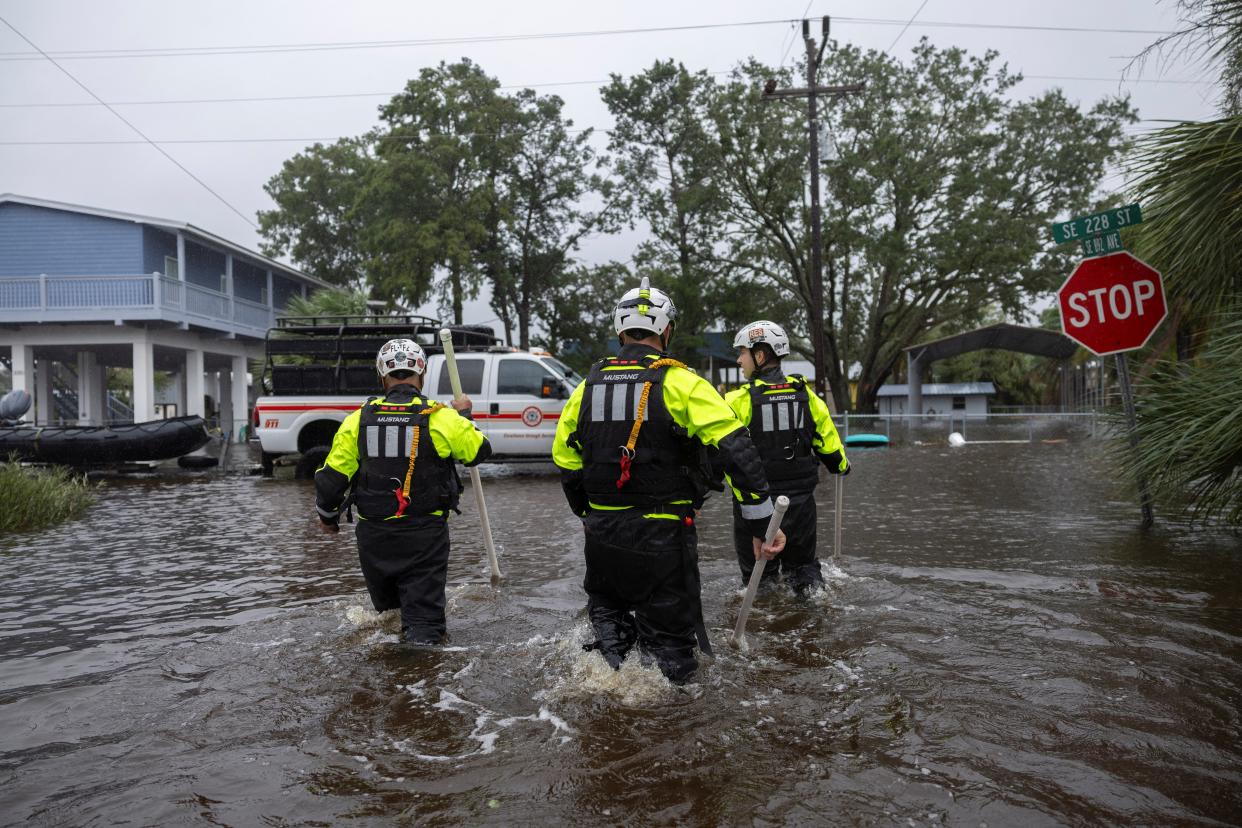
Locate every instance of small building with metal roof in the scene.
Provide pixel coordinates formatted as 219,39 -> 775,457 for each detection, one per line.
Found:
876,382 -> 997,417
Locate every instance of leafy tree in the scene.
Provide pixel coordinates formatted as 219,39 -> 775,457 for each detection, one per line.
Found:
491,90 -> 616,349
602,61 -> 763,354
540,262 -> 631,373
366,60 -> 523,322
704,42 -> 1135,411
258,137 -> 374,291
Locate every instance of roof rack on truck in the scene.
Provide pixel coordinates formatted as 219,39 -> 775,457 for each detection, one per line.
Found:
260,314 -> 501,396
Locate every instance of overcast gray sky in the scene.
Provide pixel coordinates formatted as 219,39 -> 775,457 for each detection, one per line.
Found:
0,0 -> 1221,323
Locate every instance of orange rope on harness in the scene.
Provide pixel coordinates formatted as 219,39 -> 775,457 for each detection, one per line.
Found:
616,358 -> 687,489
393,404 -> 443,517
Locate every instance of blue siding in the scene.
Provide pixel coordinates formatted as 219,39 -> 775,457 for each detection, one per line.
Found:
232,259 -> 267,303
0,203 -> 142,276
184,240 -> 225,290
142,227 -> 178,274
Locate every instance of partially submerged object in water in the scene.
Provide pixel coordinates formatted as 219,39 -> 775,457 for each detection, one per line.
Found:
0,416 -> 211,464
845,433 -> 889,448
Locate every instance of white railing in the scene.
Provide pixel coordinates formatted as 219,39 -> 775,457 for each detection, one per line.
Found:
185,281 -> 230,319
0,272 -> 274,333
233,296 -> 272,329
0,278 -> 40,308
160,276 -> 183,310
45,275 -> 153,307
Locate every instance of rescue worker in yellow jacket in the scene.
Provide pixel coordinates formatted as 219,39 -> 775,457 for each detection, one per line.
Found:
726,320 -> 848,594
553,278 -> 785,684
315,339 -> 491,646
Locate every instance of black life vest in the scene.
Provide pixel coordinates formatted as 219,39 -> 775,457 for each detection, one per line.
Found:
573,354 -> 699,507
745,375 -> 819,492
352,386 -> 461,520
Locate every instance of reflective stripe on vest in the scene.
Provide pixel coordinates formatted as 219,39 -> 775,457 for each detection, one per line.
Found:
746,376 -> 819,490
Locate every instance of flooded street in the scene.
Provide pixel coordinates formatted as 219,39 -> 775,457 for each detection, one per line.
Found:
1,441 -> 1240,826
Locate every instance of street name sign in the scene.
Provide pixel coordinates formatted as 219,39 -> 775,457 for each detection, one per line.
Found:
1051,203 -> 1143,245
1056,251 -> 1166,356
1080,231 -> 1123,258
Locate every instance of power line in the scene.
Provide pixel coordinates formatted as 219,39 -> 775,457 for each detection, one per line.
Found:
0,113 -> 1199,147
0,76 -> 657,109
886,0 -> 929,53
0,16 -> 1175,62
780,1 -> 816,68
0,14 -> 257,229
0,127 -> 605,146
0,19 -> 802,61
0,72 -> 1210,111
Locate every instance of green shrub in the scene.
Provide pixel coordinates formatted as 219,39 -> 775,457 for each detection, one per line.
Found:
0,461 -> 96,534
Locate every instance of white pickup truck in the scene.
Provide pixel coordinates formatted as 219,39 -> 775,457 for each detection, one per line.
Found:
252,316 -> 580,477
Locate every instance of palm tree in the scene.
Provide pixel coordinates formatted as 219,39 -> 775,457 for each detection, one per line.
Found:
283,287 -> 371,321
1115,3 -> 1242,523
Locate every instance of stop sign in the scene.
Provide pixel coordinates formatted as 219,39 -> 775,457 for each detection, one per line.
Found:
1057,251 -> 1167,356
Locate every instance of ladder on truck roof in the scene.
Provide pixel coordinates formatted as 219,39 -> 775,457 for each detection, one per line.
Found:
261,315 -> 501,395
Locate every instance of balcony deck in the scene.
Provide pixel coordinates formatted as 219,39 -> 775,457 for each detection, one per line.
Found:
0,273 -> 275,338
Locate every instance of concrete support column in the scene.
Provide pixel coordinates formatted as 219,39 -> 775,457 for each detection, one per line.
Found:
10,344 -> 34,397
166,370 -> 183,419
185,349 -> 205,418
218,369 -> 231,431
34,358 -> 52,425
132,339 -> 155,424
94,361 -> 109,423
229,354 -> 248,442
906,351 -> 924,418
77,350 -> 102,425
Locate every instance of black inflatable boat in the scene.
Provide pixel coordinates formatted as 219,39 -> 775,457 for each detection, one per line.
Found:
0,416 -> 211,464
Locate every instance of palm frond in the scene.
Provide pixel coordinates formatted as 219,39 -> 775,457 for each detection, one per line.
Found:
1113,315 -> 1242,524
1128,116 -> 1242,318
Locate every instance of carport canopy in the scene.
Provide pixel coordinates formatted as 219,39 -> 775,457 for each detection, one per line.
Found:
903,323 -> 1077,414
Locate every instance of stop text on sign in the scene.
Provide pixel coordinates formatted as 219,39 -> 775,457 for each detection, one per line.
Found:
1064,280 -> 1158,328
1056,251 -> 1166,356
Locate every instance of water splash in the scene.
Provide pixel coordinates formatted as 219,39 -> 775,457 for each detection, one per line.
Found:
537,623 -> 679,706
343,601 -> 399,633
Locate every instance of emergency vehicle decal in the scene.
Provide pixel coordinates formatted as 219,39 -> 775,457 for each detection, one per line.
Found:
521,406 -> 544,427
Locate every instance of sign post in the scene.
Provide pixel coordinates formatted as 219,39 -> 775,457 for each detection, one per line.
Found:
1053,246 -> 1165,528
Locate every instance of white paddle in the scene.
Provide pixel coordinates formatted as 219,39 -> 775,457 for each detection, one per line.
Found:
833,475 -> 844,564
439,328 -> 501,584
729,495 -> 790,651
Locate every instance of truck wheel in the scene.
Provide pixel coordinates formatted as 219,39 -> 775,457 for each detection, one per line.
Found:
295,446 -> 329,480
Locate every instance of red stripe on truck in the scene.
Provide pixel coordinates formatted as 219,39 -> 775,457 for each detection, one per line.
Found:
254,403 -> 559,420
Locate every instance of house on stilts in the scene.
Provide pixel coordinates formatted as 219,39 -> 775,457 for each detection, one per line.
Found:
0,194 -> 327,440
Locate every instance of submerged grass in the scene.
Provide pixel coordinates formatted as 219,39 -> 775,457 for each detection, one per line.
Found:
0,460 -> 96,534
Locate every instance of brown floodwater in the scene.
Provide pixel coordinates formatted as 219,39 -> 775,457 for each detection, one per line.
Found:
1,435 -> 1240,826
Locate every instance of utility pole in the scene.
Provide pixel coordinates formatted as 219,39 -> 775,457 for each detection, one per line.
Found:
762,16 -> 863,410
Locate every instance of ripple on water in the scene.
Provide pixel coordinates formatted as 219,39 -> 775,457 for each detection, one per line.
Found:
1,451 -> 1240,825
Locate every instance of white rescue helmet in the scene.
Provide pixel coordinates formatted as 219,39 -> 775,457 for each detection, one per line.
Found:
732,320 -> 791,358
376,338 -> 427,378
613,276 -> 677,337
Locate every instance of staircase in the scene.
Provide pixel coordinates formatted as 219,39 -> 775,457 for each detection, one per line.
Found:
107,392 -> 133,424
50,362 -> 79,424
